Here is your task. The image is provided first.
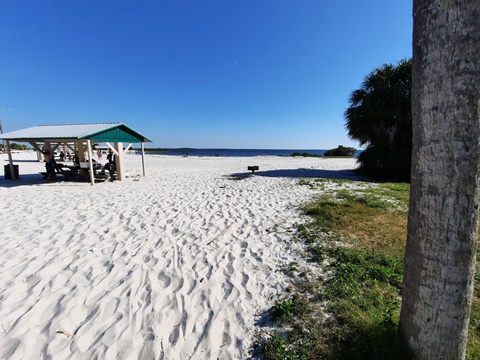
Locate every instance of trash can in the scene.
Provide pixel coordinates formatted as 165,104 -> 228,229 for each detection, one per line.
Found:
4,164 -> 19,179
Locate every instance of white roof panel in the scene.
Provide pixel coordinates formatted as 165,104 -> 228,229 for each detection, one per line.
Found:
1,123 -> 120,140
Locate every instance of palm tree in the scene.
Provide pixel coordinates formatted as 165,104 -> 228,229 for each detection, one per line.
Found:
399,0 -> 480,358
345,59 -> 412,181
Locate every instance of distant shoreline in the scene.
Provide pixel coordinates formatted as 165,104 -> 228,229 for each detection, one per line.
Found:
135,148 -> 362,158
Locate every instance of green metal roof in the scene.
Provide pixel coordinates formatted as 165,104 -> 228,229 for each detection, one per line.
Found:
80,123 -> 152,143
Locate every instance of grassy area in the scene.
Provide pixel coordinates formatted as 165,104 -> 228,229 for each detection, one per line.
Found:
263,180 -> 480,359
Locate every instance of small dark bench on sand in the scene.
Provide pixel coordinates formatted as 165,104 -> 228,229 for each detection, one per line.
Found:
248,166 -> 259,174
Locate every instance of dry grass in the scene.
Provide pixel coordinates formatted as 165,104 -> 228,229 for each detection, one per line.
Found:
334,210 -> 407,257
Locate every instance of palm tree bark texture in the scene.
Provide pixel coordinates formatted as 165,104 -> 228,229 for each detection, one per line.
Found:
400,0 -> 479,359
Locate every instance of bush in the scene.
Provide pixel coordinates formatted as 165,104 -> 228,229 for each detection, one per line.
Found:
324,145 -> 356,157
9,143 -> 28,150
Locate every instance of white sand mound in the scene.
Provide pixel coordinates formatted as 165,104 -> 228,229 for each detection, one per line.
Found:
0,152 -> 358,359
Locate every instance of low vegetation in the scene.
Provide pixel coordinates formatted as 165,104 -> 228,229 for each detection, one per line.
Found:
262,179 -> 480,359
345,59 -> 412,182
324,145 -> 356,157
291,145 -> 356,158
6,142 -> 29,150
291,152 -> 323,158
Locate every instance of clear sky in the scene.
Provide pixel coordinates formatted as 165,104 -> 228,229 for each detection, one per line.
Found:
0,0 -> 412,149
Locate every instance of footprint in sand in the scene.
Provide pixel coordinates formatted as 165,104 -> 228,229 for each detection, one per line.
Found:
141,289 -> 152,308
241,273 -> 249,286
222,320 -> 232,347
186,279 -> 196,295
137,341 -> 156,360
142,254 -> 158,267
157,271 -> 171,288
222,281 -> 234,301
169,325 -> 180,346
143,330 -> 155,341
171,275 -> 184,292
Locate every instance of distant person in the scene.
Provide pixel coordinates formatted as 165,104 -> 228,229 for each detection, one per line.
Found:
73,152 -> 80,166
104,150 -> 116,172
97,150 -> 102,161
107,150 -> 115,164
43,150 -> 56,180
59,151 -> 65,161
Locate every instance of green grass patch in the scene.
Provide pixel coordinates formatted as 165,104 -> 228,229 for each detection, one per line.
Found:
299,178 -> 351,187
264,181 -> 408,359
363,183 -> 410,209
302,190 -> 407,257
265,180 -> 480,359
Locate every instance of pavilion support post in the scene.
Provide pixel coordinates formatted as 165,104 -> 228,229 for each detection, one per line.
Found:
5,140 -> 16,181
44,141 -> 51,154
52,143 -> 61,153
115,142 -> 125,181
86,140 -> 95,186
105,142 -> 117,154
141,142 -> 146,176
76,140 -> 87,176
77,140 -> 85,162
32,142 -> 43,162
124,143 -> 133,152
28,141 -> 43,162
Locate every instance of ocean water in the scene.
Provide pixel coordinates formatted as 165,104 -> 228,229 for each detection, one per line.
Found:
145,148 -> 362,157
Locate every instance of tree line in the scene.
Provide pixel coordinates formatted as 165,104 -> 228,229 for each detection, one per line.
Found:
345,59 -> 412,182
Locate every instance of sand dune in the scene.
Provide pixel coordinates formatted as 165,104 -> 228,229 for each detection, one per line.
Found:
0,153 -> 358,359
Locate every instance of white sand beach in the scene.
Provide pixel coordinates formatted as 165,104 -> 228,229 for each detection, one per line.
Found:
0,152 -> 359,359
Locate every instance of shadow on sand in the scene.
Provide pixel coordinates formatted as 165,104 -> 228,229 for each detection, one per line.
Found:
0,174 -> 94,188
0,174 -> 58,188
1,159 -> 40,163
227,168 -> 369,181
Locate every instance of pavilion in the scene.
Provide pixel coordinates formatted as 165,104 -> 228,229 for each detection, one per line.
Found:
0,123 -> 152,185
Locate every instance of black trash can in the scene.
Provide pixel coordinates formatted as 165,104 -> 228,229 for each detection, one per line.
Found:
4,164 -> 19,179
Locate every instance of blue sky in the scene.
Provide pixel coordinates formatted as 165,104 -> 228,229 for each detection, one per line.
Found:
0,0 -> 412,149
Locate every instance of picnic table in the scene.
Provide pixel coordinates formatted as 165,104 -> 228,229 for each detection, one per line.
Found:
40,162 -> 113,182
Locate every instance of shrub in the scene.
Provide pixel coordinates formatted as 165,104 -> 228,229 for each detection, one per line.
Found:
324,145 -> 356,157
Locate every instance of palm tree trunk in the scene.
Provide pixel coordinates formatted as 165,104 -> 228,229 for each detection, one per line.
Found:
400,0 -> 480,358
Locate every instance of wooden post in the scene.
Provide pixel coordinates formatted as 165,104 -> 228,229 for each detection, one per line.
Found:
36,143 -> 43,162
141,142 -> 146,176
77,140 -> 86,176
115,142 -> 125,181
5,140 -> 16,180
77,140 -> 85,161
86,140 -> 95,186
